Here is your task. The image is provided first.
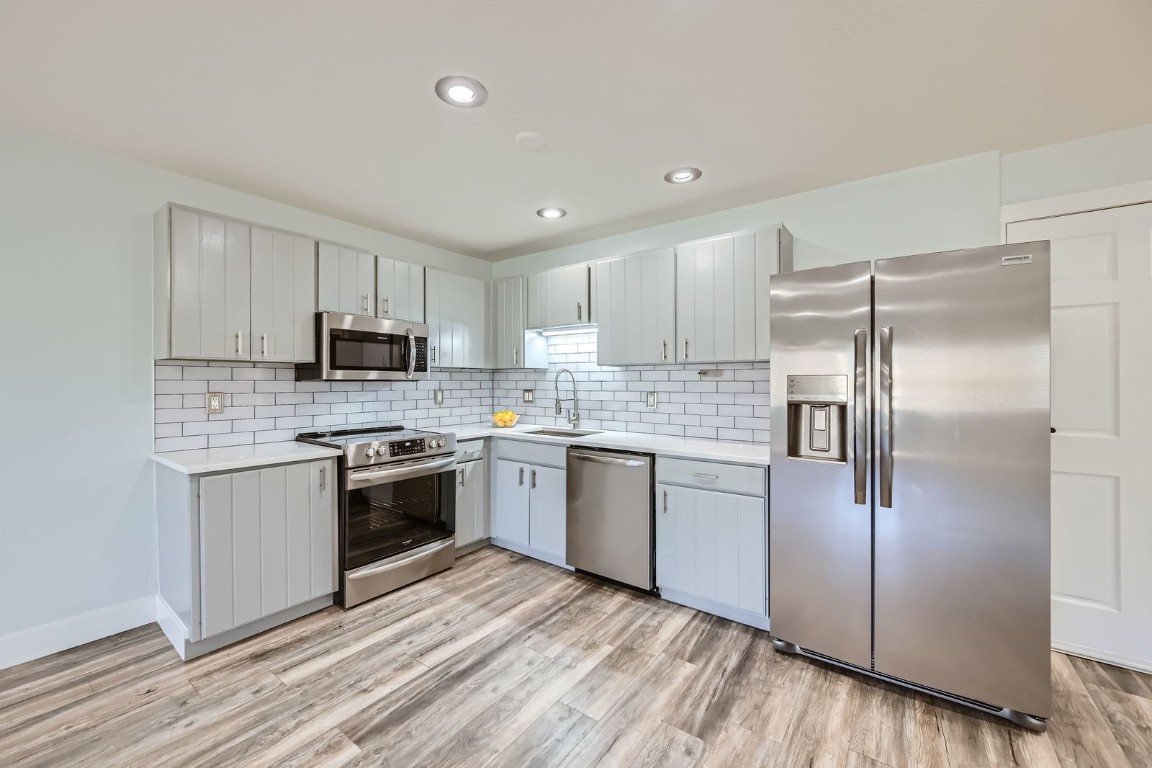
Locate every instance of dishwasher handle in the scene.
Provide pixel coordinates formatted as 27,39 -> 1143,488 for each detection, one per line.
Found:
569,451 -> 646,468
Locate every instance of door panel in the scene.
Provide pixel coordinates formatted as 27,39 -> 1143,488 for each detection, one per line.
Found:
286,462 -> 312,606
529,465 -> 566,560
376,256 -> 396,318
260,467 -> 288,616
494,460 -> 530,547
1009,203 -> 1152,671
309,460 -> 336,597
292,236 -> 316,363
872,243 -> 1051,717
769,260 -> 873,669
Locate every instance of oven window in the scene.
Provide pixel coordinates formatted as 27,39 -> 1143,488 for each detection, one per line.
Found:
329,329 -> 405,371
345,470 -> 455,570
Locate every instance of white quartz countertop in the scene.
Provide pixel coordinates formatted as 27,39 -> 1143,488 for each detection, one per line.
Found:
151,441 -> 342,475
452,423 -> 771,467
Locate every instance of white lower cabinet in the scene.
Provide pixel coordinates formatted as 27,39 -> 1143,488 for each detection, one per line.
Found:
454,458 -> 488,548
492,458 -> 566,564
656,480 -> 768,629
155,457 -> 338,659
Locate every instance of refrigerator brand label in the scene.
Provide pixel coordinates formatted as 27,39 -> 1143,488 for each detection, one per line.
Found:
1001,254 -> 1033,266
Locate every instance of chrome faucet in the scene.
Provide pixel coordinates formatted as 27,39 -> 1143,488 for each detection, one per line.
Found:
554,368 -> 580,430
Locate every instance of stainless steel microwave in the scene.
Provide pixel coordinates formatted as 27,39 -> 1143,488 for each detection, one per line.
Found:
296,312 -> 429,381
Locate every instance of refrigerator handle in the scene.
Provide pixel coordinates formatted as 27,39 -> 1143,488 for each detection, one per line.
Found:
853,328 -> 868,505
879,326 -> 894,508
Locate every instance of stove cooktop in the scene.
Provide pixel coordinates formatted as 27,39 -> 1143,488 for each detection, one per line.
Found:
297,424 -> 457,468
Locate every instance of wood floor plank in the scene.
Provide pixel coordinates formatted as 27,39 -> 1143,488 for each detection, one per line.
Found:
1,547 -> 1149,768
630,721 -> 708,768
485,702 -> 597,768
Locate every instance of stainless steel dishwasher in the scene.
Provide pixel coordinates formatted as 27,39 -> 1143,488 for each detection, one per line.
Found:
566,447 -> 655,592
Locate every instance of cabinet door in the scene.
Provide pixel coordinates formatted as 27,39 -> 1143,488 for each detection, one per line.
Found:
376,256 -> 396,318
171,210 -> 251,360
493,460 -> 530,547
631,249 -> 676,364
493,276 -> 527,369
200,460 -> 336,639
754,228 -> 783,360
398,260 -> 425,322
528,464 -> 566,560
467,274 -> 487,368
318,243 -> 375,316
425,268 -> 444,366
657,486 -> 765,615
455,459 -> 488,547
251,228 -> 317,362
528,264 -> 589,328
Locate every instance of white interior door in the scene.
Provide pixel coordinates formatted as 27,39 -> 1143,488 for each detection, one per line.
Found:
1008,202 -> 1152,672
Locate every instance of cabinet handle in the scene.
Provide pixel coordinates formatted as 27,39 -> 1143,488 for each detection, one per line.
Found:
261,333 -> 268,357
236,331 -> 243,357
362,294 -> 369,313
430,346 -> 437,363
518,467 -> 524,486
662,339 -> 668,362
531,469 -> 537,489
577,302 -> 582,322
513,348 -> 518,367
384,297 -> 391,316
319,466 -> 325,491
692,472 -> 720,481
683,337 -> 689,360
663,489 -> 668,513
458,468 -> 464,487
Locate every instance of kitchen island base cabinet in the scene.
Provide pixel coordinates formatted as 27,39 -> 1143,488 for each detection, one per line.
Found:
656,483 -> 768,630
155,458 -> 338,660
491,458 -> 567,567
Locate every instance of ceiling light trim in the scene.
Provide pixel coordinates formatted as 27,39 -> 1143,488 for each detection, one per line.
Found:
537,207 -> 567,219
664,167 -> 702,184
434,76 -> 488,108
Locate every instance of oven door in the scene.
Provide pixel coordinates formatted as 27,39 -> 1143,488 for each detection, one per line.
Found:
311,312 -> 429,381
343,456 -> 457,573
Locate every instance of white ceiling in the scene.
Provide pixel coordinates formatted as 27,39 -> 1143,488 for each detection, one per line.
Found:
1,1 -> 1150,260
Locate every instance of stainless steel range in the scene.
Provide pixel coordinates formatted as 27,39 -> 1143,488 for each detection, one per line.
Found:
297,425 -> 459,608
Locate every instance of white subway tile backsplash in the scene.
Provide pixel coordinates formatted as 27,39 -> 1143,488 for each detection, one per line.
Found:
154,331 -> 770,452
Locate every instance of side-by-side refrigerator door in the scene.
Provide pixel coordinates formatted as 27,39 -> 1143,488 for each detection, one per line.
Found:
872,242 -> 1051,719
769,260 -> 873,669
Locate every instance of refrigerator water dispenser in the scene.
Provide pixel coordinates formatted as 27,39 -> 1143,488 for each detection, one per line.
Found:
786,375 -> 848,463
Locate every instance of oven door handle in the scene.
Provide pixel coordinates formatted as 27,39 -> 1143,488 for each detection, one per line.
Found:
346,456 -> 457,489
406,328 -> 416,380
346,540 -> 456,581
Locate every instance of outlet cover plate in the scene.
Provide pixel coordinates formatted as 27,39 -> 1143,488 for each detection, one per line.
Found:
206,392 -> 224,415
646,391 -> 658,408
434,389 -> 444,406
523,389 -> 535,403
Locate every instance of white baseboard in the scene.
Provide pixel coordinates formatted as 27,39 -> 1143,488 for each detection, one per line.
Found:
659,588 -> 771,631
155,595 -> 190,661
1053,640 -> 1152,676
0,596 -> 158,671
490,538 -> 574,570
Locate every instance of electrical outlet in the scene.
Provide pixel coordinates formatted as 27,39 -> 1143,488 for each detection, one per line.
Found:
434,389 -> 444,406
523,389 -> 535,403
206,392 -> 224,415
646,391 -> 658,408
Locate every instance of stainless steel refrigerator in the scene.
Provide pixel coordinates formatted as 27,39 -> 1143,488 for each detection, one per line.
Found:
769,242 -> 1052,730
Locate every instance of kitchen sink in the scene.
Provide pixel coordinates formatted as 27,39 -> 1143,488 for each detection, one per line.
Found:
528,428 -> 603,438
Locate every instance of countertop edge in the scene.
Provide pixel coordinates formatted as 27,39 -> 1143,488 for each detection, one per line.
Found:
150,442 -> 342,475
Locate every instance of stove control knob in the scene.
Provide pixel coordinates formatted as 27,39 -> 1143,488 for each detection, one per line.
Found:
432,438 -> 443,448
365,442 -> 379,458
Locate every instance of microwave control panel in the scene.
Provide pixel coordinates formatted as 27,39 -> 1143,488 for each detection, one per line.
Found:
390,439 -> 427,458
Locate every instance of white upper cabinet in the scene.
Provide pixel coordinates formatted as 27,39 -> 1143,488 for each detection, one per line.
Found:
426,268 -> 486,368
676,233 -> 759,363
376,256 -> 425,322
317,242 -> 375,316
491,276 -> 547,369
527,263 -> 590,328
250,227 -> 317,363
754,225 -> 792,360
156,205 -> 318,363
595,248 -> 675,365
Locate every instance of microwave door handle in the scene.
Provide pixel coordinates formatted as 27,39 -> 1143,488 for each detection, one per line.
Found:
406,328 -> 416,379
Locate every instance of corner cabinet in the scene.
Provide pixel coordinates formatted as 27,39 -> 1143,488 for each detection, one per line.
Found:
491,276 -> 547,369
154,205 -> 318,363
155,457 -> 338,660
317,242 -> 375,317
655,457 -> 768,629
527,263 -> 590,329
595,248 -> 676,365
426,268 -> 487,368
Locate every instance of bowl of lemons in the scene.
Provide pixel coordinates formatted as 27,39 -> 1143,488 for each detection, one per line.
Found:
491,410 -> 520,428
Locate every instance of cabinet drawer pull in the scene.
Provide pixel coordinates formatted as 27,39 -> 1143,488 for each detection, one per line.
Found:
692,472 -> 720,481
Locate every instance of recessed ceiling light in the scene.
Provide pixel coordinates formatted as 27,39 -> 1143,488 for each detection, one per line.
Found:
664,167 -> 702,184
537,207 -> 567,219
434,76 -> 488,108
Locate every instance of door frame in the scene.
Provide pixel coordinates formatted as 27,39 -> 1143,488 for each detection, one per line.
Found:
1001,178 -> 1152,675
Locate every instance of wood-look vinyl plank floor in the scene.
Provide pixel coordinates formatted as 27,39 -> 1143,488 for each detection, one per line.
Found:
2,546 -> 1150,768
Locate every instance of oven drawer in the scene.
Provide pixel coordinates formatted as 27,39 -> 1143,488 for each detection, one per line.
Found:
344,539 -> 455,608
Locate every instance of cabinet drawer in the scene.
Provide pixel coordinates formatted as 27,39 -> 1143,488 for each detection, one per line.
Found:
456,439 -> 485,462
657,457 -> 765,497
494,439 -> 568,468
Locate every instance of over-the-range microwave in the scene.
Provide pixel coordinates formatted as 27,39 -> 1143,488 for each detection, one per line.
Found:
296,311 -> 429,381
